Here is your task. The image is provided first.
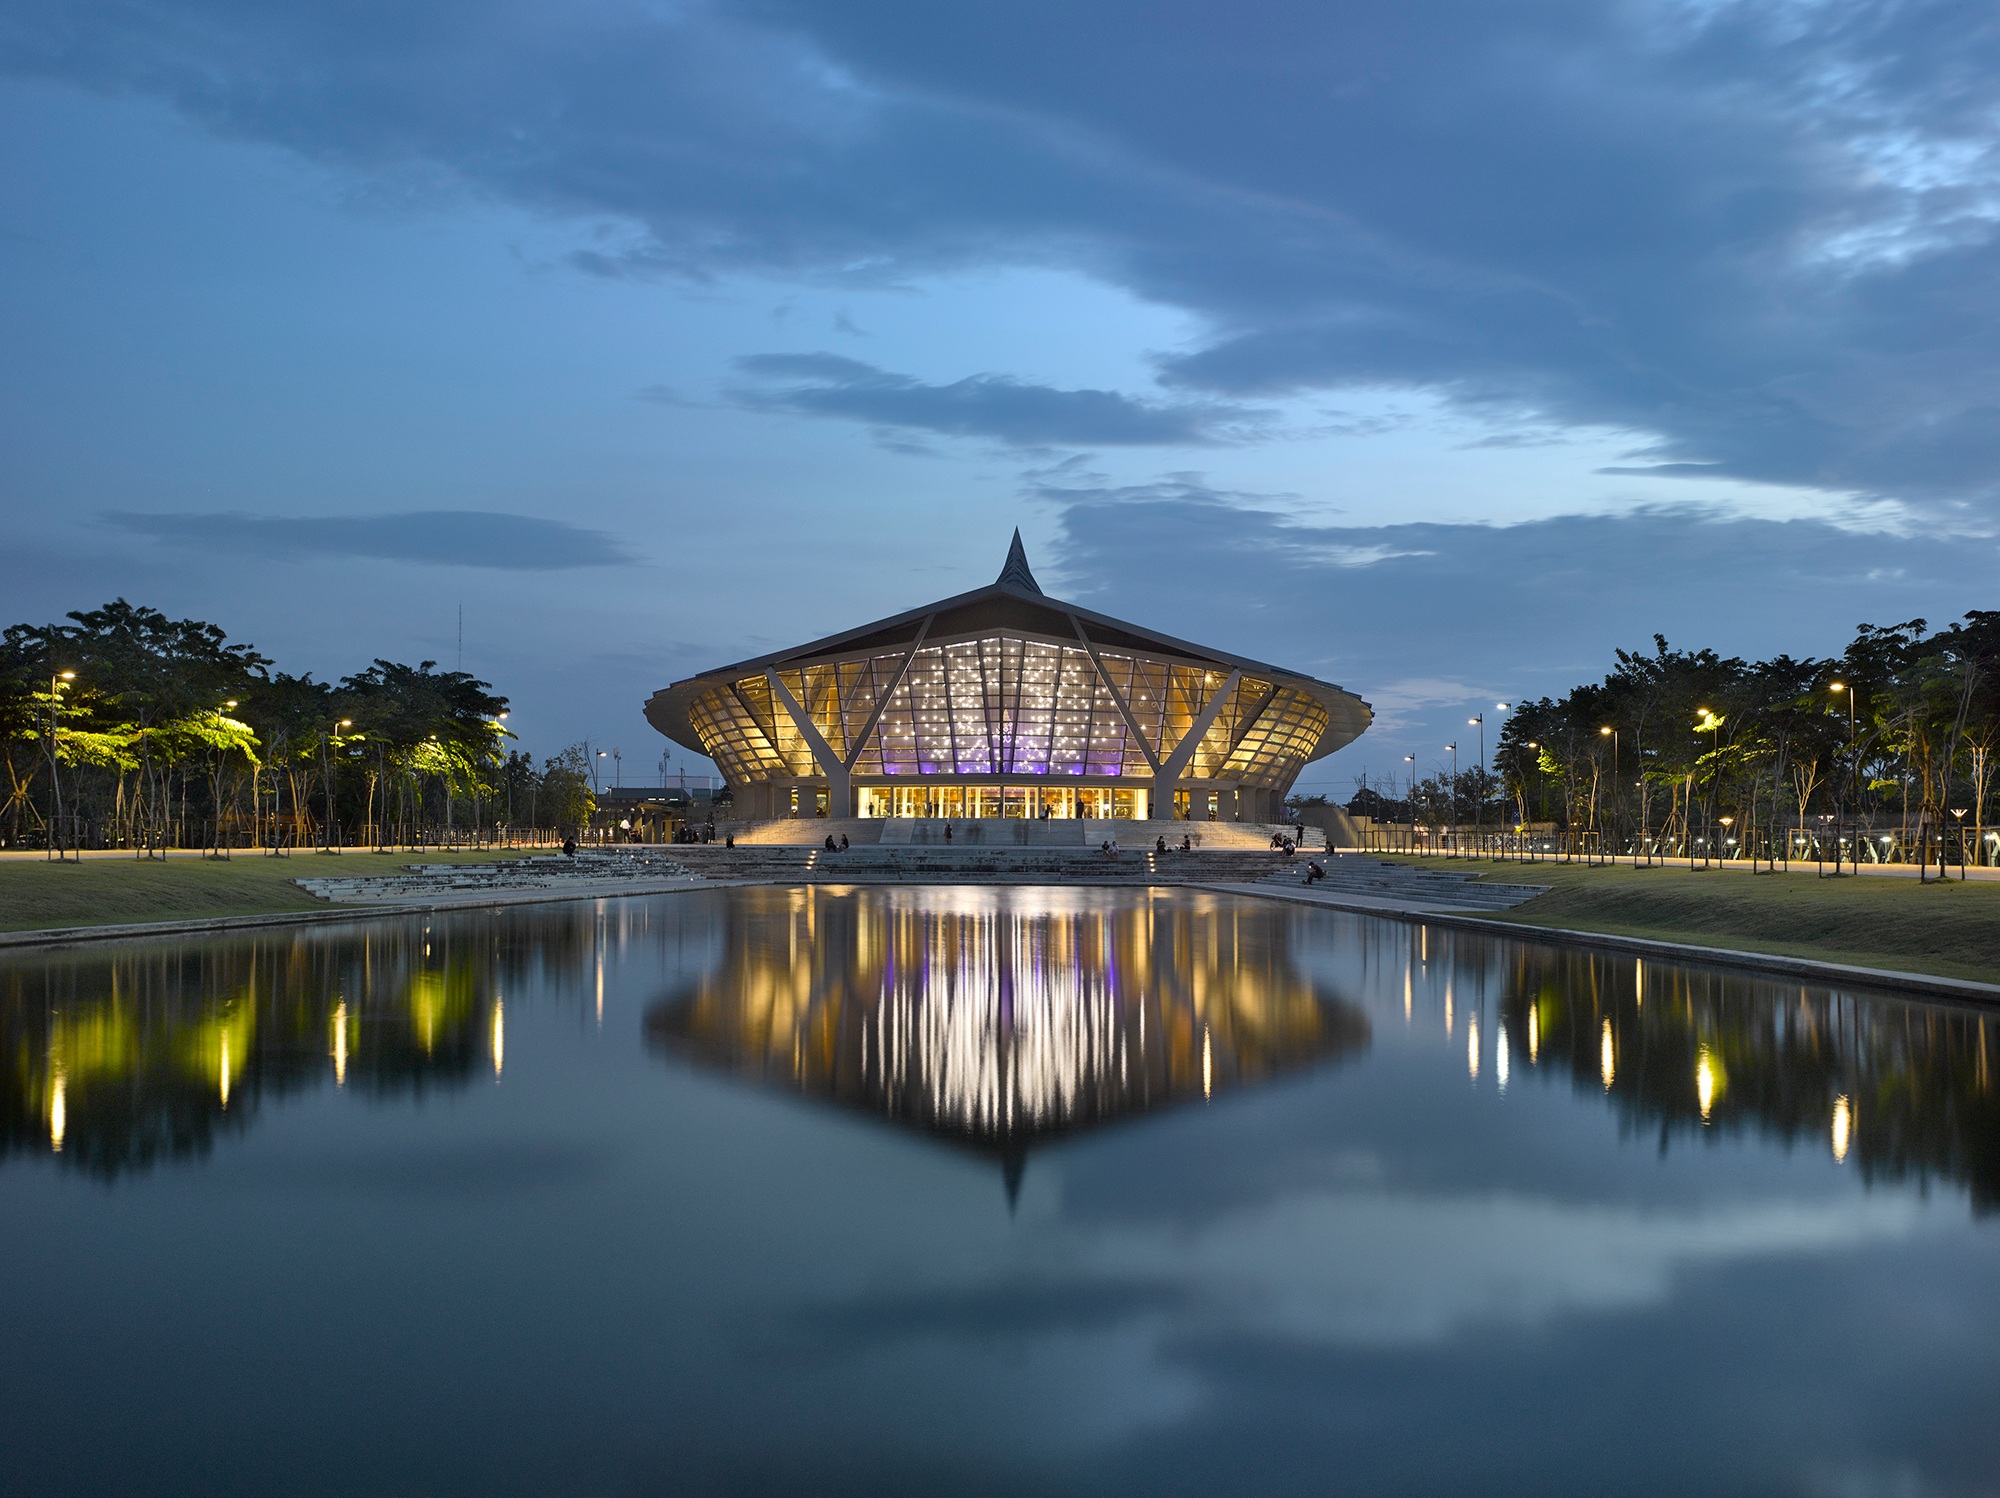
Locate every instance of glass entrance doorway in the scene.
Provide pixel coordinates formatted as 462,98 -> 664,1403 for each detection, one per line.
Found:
857,784 -> 1149,818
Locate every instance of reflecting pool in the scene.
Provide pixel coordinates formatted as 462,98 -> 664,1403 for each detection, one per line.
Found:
3,886 -> 1998,1496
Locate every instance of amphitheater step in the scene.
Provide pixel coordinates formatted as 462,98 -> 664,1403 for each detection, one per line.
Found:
1250,856 -> 1547,910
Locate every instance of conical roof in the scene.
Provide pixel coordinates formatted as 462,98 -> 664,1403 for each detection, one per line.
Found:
645,532 -> 1373,758
996,528 -> 1043,595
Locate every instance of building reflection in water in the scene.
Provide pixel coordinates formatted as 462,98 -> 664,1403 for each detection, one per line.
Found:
5,890 -> 1999,1213
644,887 -> 1372,1191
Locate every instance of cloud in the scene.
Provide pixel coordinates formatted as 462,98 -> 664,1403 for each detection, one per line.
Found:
731,353 -> 1252,446
1029,479 -> 2000,776
13,1 -> 2000,511
104,510 -> 634,570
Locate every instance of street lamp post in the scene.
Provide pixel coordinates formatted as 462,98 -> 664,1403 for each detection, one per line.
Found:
1446,742 -> 1459,856
1524,740 -> 1540,860
321,718 -> 352,854
46,669 -> 76,861
1695,709 -> 1722,868
1830,681 -> 1856,875
1469,714 -> 1485,853
1599,726 -> 1619,865
1403,754 -> 1416,853
1952,807 -> 1968,880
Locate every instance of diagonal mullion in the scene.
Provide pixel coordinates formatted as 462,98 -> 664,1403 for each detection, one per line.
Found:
1070,616 -> 1162,774
842,615 -> 933,773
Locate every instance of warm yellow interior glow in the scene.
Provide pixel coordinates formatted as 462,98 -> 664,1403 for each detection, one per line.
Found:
1832,1094 -> 1852,1161
1600,1020 -> 1615,1088
49,1069 -> 66,1153
689,631 -> 1332,798
331,1000 -> 348,1086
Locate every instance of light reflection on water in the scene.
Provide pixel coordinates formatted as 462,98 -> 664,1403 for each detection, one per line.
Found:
645,888 -> 1370,1180
3,886 -> 1999,1201
1,886 -> 1998,1496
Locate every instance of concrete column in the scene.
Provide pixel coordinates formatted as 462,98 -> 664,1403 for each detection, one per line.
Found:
1216,785 -> 1237,822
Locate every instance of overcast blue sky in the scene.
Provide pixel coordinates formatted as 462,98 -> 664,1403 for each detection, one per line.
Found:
4,0 -> 1999,795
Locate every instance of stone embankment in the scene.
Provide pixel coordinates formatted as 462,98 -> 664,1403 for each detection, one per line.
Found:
667,843 -> 1299,886
295,851 -> 703,905
292,843 -> 1320,903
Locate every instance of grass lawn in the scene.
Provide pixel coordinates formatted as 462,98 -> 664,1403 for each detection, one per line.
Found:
1388,855 -> 2000,985
0,850 -> 540,934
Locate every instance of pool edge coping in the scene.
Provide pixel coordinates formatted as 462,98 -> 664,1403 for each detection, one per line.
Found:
1201,881 -> 2000,1006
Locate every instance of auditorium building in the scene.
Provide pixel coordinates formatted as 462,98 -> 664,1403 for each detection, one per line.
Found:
644,534 -> 1371,824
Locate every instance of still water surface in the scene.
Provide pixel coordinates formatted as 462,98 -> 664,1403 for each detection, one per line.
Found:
3,886 -> 1998,1496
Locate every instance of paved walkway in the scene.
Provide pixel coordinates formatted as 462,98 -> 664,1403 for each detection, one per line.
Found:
1353,849 -> 2000,882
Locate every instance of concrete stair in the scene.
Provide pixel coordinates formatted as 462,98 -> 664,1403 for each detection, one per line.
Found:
666,842 -> 1301,886
1249,856 -> 1547,911
713,817 -> 1324,851
295,843 -> 1311,899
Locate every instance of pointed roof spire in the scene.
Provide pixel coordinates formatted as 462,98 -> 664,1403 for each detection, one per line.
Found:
996,528 -> 1043,595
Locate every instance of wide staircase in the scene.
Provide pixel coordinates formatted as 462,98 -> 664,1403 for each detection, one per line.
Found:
294,843 -> 1303,901
714,817 -> 1325,852
1246,855 -> 1548,912
665,842 -> 1299,886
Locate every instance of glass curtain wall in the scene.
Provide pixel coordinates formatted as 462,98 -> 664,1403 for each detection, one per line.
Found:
690,632 -> 1319,805
855,785 -> 1149,819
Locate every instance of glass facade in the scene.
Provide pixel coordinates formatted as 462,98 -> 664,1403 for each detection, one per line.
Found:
856,785 -> 1148,819
674,625 -> 1346,821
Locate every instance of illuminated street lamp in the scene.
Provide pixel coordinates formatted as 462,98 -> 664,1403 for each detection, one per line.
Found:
1446,741 -> 1459,851
1695,708 -> 1722,867
320,718 -> 352,853
1403,753 -> 1416,849
1599,726 -> 1619,863
1468,714 -> 1485,845
1952,807 -> 1968,880
1830,681 -> 1855,873
46,669 -> 75,861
